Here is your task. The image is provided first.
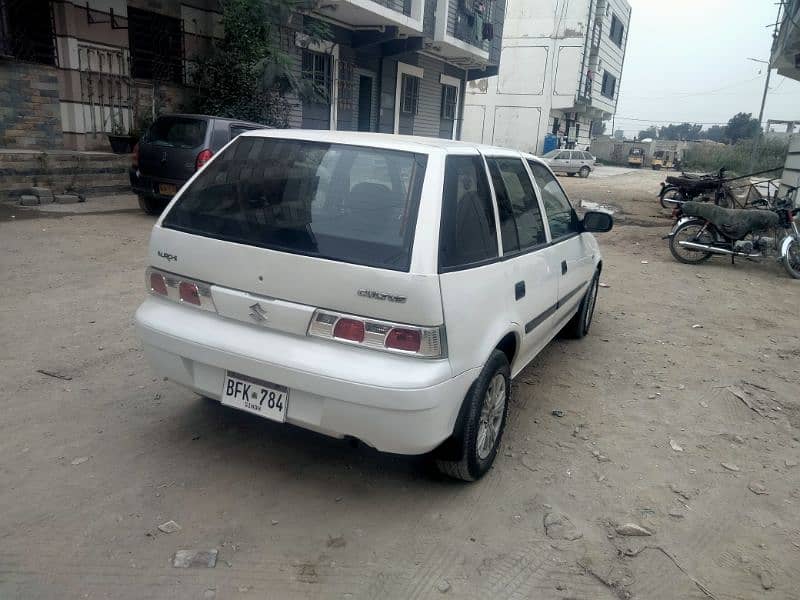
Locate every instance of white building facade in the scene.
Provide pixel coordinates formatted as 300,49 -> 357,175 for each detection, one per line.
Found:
461,0 -> 630,154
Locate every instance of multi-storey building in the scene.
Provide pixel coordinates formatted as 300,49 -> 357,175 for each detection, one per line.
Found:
0,0 -> 506,151
461,0 -> 630,154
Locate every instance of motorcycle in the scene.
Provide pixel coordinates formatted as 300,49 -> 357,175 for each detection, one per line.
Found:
659,167 -> 730,209
665,187 -> 800,279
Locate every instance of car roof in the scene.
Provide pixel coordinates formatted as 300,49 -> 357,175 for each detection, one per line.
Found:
238,129 -> 550,165
157,113 -> 269,127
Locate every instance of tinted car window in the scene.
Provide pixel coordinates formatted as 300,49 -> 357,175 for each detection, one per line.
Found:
144,116 -> 207,148
162,137 -> 428,271
487,157 -> 547,253
528,161 -> 580,239
439,155 -> 498,270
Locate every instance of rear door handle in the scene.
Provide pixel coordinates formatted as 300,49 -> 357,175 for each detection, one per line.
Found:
515,281 -> 526,300
561,260 -> 568,275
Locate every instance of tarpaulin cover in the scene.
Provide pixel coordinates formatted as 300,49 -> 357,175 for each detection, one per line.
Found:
682,201 -> 780,240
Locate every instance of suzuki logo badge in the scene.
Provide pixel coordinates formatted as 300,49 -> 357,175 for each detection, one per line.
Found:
248,303 -> 268,323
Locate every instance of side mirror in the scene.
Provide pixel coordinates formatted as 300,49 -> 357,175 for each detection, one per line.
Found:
582,211 -> 613,232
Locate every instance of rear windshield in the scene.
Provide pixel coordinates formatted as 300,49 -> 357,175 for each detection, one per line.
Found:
162,137 -> 428,271
144,116 -> 208,148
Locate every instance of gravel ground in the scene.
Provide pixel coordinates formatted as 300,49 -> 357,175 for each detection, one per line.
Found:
1,170 -> 799,600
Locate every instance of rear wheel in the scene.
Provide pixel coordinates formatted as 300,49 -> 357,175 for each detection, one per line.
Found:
435,350 -> 510,482
669,219 -> 715,264
782,238 -> 800,279
579,166 -> 591,178
138,195 -> 165,215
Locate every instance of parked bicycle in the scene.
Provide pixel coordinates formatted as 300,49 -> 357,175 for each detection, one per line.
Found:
666,185 -> 800,279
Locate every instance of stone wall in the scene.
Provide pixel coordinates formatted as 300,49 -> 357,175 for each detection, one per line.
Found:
0,60 -> 63,150
0,151 -> 130,201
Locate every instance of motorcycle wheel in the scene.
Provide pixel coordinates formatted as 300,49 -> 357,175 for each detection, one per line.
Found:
782,238 -> 800,279
669,219 -> 716,264
660,187 -> 684,209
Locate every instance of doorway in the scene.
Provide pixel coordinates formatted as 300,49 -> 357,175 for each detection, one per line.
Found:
357,75 -> 373,132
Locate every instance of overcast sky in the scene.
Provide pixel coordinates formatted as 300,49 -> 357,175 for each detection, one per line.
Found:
613,0 -> 800,135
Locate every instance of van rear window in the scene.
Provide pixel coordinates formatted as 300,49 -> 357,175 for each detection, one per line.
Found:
162,137 -> 428,271
145,117 -> 207,148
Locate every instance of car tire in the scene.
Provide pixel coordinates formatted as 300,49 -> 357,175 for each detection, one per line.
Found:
138,194 -> 164,215
563,270 -> 600,339
579,166 -> 590,178
435,350 -> 510,482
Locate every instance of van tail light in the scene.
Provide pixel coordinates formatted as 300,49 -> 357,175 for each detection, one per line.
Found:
308,309 -> 445,358
145,267 -> 216,313
385,328 -> 421,352
333,318 -> 365,343
196,149 -> 213,171
149,271 -> 168,296
132,142 -> 139,169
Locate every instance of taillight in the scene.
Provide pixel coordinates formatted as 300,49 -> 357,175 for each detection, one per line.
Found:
179,281 -> 201,305
145,267 -> 216,313
196,149 -> 213,171
308,310 -> 445,358
132,142 -> 139,169
149,271 -> 168,295
333,318 -> 365,343
385,328 -> 421,352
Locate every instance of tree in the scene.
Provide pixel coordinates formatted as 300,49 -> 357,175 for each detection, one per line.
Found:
189,0 -> 328,127
658,122 -> 703,141
724,112 -> 761,143
703,124 -> 727,143
637,126 -> 658,140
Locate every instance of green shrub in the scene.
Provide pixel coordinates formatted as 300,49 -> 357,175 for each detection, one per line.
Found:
682,138 -> 788,178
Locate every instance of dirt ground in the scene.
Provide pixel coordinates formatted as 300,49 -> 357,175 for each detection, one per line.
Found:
1,169 -> 799,600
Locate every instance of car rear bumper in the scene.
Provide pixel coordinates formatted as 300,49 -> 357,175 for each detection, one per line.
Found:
135,297 -> 478,455
129,168 -> 186,199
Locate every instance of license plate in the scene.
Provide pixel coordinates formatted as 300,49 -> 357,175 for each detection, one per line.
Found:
158,183 -> 177,196
221,372 -> 288,423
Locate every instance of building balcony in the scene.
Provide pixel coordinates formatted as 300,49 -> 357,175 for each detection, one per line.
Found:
771,0 -> 800,81
427,0 -> 493,69
313,0 -> 424,35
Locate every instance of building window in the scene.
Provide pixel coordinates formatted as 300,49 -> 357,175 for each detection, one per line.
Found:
401,74 -> 420,115
609,14 -> 625,47
338,59 -> 354,111
441,84 -> 457,120
0,0 -> 56,65
128,7 -> 183,83
302,50 -> 332,104
601,72 -> 617,99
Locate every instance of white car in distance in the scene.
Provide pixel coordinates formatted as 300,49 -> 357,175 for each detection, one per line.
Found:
135,130 -> 612,481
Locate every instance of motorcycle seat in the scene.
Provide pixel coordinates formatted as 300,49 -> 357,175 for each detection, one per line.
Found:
682,201 -> 780,240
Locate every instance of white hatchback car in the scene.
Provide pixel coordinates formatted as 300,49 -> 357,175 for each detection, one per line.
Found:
135,130 -> 612,481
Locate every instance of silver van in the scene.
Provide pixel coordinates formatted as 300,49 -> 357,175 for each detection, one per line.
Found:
541,149 -> 595,178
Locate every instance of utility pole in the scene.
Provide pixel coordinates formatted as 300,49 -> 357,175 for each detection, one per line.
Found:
748,3 -> 784,171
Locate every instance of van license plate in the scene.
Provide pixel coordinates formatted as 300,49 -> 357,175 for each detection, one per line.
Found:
158,183 -> 177,196
221,372 -> 288,423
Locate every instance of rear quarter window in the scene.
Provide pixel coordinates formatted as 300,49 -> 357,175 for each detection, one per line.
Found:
161,137 -> 428,271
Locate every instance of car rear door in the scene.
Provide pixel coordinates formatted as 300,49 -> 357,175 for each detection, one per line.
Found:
528,159 -> 595,319
484,154 -> 559,370
139,116 -> 210,186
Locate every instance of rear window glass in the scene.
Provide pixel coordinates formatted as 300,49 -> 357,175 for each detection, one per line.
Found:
162,137 -> 428,271
145,117 -> 207,148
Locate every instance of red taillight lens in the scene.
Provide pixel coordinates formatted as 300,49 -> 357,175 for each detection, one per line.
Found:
385,328 -> 422,352
196,149 -> 213,171
150,272 -> 168,295
333,318 -> 365,343
179,281 -> 201,305
132,142 -> 139,168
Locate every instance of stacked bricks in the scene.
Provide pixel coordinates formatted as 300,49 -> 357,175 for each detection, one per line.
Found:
0,60 -> 63,150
